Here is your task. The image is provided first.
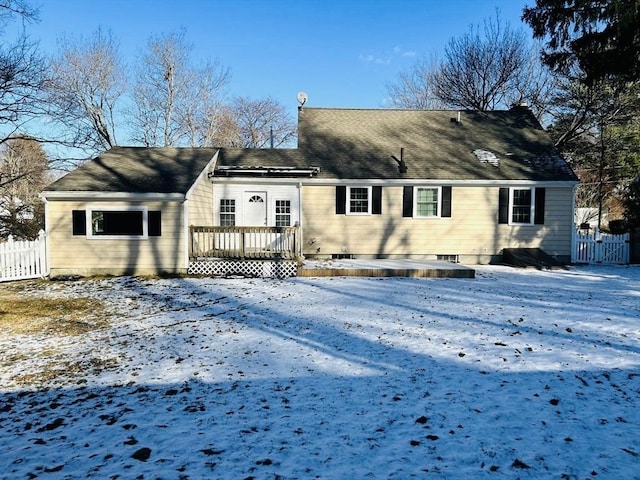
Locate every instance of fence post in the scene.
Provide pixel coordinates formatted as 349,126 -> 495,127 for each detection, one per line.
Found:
38,230 -> 48,276
8,235 -> 16,277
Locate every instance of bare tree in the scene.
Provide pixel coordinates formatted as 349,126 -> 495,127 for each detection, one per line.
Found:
0,0 -> 36,19
0,1 -> 48,145
384,55 -> 446,109
510,40 -> 555,121
184,103 -> 240,147
431,13 -> 551,112
0,137 -> 49,239
227,97 -> 296,148
46,28 -> 126,155
130,29 -> 230,147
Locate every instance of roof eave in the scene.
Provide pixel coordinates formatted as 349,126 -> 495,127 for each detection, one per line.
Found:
40,191 -> 187,201
298,178 -> 579,187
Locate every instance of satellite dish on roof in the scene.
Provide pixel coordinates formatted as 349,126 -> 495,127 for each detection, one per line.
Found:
297,91 -> 308,106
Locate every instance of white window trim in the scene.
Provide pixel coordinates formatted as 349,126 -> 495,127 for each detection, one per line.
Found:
414,186 -> 442,218
509,187 -> 535,225
218,198 -> 237,226
86,205 -> 149,240
274,199 -> 292,227
346,186 -> 372,215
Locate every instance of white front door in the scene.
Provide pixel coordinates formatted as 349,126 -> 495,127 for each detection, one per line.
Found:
244,191 -> 267,226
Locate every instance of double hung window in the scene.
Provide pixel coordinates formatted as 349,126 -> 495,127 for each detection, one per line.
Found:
498,187 -> 545,225
275,200 -> 291,227
402,186 -> 452,218
219,199 -> 236,226
511,189 -> 532,224
415,187 -> 440,217
335,186 -> 382,215
349,187 -> 370,214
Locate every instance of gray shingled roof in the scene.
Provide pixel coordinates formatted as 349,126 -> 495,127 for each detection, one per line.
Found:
292,107 -> 577,181
46,147 -> 218,193
45,107 -> 577,194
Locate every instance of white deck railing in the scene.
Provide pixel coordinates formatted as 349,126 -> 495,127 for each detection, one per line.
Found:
190,226 -> 301,260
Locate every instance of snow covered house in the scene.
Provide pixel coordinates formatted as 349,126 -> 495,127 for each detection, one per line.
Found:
41,106 -> 578,276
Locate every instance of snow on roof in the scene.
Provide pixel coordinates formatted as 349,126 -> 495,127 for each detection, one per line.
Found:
473,149 -> 500,166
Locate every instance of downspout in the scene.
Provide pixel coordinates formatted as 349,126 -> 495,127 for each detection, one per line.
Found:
41,194 -> 51,277
297,181 -> 304,261
183,198 -> 189,271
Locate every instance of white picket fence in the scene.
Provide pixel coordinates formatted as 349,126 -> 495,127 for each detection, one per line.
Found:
573,228 -> 630,264
0,231 -> 49,282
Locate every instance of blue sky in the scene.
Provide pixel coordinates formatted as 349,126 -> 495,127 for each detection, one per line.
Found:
24,0 -> 532,120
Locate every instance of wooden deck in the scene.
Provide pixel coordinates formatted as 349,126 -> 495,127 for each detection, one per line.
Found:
189,227 -> 474,278
190,226 -> 301,260
298,259 -> 475,278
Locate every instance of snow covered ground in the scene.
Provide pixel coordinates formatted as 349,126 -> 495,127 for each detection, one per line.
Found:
1,265 -> 639,479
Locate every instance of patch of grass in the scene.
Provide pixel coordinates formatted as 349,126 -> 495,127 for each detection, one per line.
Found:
0,295 -> 108,335
10,356 -> 122,387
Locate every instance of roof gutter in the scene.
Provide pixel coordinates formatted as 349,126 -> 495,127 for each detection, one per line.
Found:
40,191 -> 187,201
298,178 -> 580,187
211,166 -> 321,177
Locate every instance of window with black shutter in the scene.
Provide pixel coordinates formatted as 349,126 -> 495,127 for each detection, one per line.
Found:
336,186 -> 379,215
499,187 -> 545,225
75,207 -> 157,237
403,186 -> 451,218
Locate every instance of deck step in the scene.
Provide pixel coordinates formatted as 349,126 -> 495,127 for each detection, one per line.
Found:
502,248 -> 566,269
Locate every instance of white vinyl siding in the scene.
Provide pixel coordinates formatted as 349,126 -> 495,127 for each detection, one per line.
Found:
47,200 -> 186,276
302,185 -> 574,262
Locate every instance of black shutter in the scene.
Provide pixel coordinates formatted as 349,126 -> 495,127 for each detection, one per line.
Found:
441,186 -> 452,218
336,186 -> 346,214
498,188 -> 509,224
402,186 -> 413,217
72,210 -> 86,235
534,188 -> 545,225
148,211 -> 162,236
372,186 -> 382,214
